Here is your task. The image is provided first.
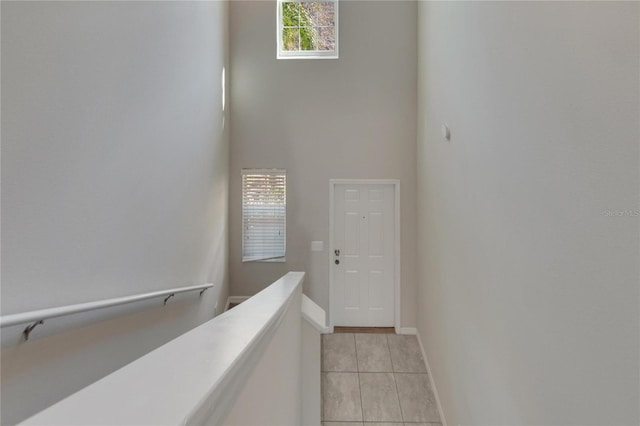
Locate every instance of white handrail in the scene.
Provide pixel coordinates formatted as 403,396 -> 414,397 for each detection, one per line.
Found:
20,272 -> 304,426
0,283 -> 214,329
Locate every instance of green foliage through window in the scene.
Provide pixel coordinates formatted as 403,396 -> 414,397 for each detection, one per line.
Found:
281,1 -> 336,53
283,2 -> 319,51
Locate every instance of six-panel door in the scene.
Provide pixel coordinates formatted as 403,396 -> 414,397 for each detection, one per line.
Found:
332,184 -> 395,326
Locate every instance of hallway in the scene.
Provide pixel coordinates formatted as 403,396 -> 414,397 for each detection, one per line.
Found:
2,1 -> 638,424
322,333 -> 442,425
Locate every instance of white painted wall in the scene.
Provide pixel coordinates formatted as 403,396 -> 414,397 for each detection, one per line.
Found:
301,320 -> 321,425
301,297 -> 323,425
19,273 -> 305,426
223,288 -> 303,426
229,0 -> 418,328
416,2 -> 639,425
1,2 -> 229,424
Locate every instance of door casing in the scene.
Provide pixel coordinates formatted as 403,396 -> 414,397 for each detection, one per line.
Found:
329,179 -> 401,333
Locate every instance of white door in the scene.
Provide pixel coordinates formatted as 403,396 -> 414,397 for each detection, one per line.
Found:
332,183 -> 395,326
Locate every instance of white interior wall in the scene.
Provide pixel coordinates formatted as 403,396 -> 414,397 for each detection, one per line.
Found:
228,0 -> 418,328
0,2 -> 229,424
4,1 -> 637,425
222,289 -> 303,426
416,2 -> 639,425
301,319 -> 321,425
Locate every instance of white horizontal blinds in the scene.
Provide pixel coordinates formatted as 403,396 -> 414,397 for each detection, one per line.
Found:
242,170 -> 286,262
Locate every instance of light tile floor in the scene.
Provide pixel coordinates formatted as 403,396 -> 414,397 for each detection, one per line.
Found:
322,333 -> 442,426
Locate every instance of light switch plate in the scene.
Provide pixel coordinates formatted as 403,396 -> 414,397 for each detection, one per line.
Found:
311,241 -> 324,252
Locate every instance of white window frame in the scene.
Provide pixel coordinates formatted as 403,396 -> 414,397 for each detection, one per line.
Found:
242,169 -> 287,263
277,0 -> 339,60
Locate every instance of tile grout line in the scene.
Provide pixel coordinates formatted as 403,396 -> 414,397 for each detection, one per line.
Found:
388,334 -> 398,373
354,333 -> 361,372
384,333 -> 404,424
353,333 -> 365,423
324,333 -> 441,426
321,335 -> 324,423
387,334 -> 405,424
324,369 -> 404,373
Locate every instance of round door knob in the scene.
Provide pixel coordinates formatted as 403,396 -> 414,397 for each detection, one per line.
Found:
335,259 -> 340,265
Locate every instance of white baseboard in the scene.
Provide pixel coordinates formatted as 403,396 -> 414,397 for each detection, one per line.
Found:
415,331 -> 448,426
396,327 -> 417,335
224,296 -> 250,312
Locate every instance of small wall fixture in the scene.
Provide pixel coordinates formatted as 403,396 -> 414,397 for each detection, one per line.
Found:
441,124 -> 451,141
23,320 -> 44,341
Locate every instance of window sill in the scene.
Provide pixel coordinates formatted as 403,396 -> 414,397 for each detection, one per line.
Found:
277,54 -> 338,60
242,257 -> 286,263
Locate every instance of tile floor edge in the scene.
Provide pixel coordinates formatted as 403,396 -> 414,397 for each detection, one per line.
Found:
414,331 -> 448,426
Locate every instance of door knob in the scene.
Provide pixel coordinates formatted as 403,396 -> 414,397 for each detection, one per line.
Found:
335,259 -> 340,265
334,249 -> 340,256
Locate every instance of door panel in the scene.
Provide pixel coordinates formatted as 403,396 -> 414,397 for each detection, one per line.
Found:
332,183 -> 395,327
369,270 -> 384,309
369,212 -> 384,255
344,212 -> 359,255
344,271 -> 360,309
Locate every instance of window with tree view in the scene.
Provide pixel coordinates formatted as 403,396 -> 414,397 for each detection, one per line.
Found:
278,0 -> 338,59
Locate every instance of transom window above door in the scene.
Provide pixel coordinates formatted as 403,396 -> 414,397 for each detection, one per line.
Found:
277,0 -> 338,59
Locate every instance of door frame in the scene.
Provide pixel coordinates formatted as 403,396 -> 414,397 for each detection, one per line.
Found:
328,179 -> 401,333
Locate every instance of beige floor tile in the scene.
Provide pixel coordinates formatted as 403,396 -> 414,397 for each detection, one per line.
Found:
359,372 -> 402,422
355,334 -> 393,372
403,423 -> 441,426
395,373 -> 440,423
387,335 -> 427,373
323,334 -> 357,372
322,423 -> 364,426
323,372 -> 363,422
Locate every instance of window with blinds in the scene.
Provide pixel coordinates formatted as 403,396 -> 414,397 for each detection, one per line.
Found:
242,169 -> 286,262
